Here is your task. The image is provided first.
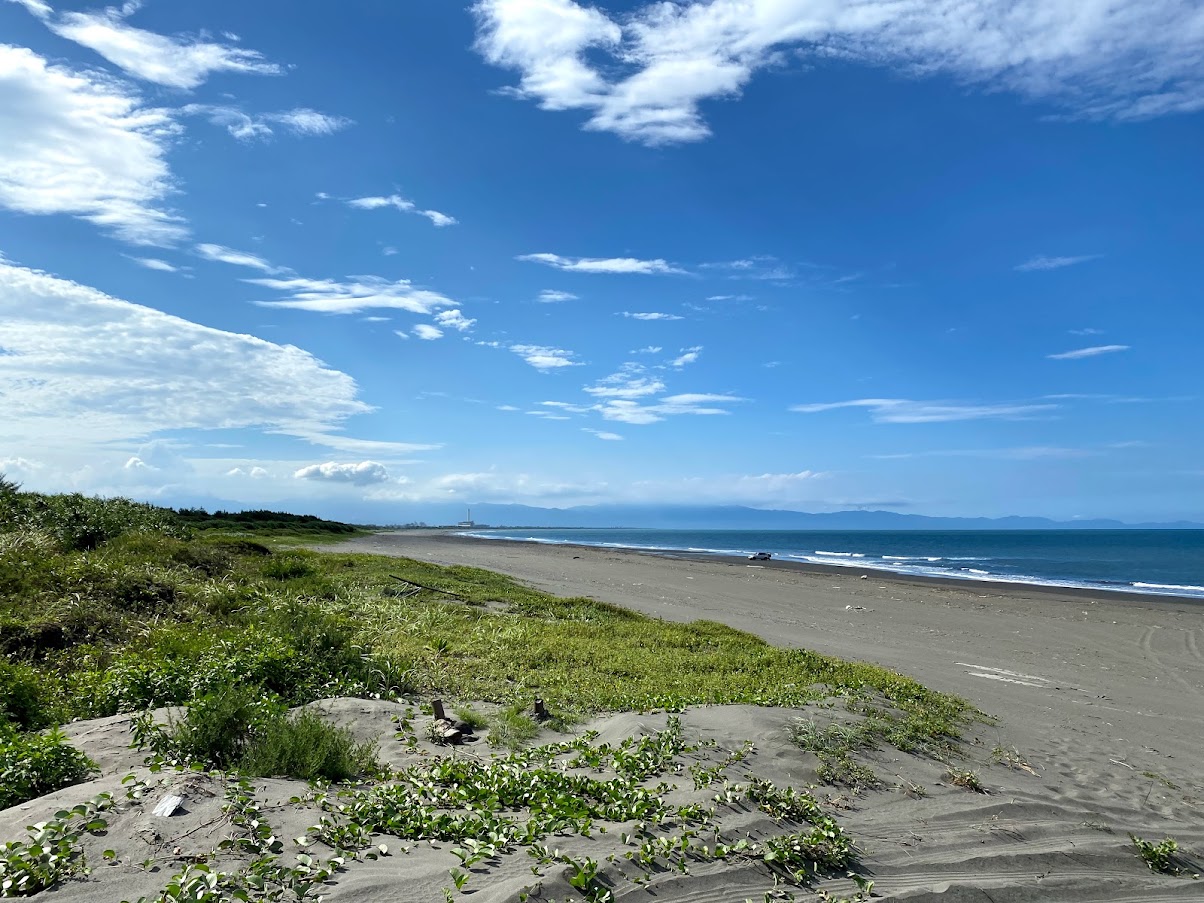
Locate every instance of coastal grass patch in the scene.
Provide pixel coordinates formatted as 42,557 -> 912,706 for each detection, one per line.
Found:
132,687 -> 381,782
340,552 -> 973,754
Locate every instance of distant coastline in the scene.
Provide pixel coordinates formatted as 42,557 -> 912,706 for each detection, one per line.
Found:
455,527 -> 1204,602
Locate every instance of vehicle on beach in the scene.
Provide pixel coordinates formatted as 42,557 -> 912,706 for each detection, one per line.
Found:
748,551 -> 772,561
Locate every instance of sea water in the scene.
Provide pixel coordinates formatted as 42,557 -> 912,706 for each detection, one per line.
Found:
459,528 -> 1204,600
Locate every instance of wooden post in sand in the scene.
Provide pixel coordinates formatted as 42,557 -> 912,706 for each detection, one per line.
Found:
431,698 -> 446,721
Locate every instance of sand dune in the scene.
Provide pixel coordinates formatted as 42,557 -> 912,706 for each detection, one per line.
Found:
3,532 -> 1201,901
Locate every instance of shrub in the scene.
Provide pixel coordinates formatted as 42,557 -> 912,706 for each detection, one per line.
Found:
239,709 -> 380,782
0,725 -> 97,809
3,491 -> 185,552
0,661 -> 60,731
133,689 -> 379,781
138,686 -> 275,769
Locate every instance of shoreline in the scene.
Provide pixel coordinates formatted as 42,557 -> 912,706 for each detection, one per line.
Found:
442,530 -> 1204,607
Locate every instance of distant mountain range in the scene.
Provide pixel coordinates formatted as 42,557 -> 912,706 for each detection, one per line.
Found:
404,503 -> 1204,531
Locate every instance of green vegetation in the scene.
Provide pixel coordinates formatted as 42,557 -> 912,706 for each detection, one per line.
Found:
1,480 -> 974,901
944,768 -> 986,793
0,723 -> 96,810
173,507 -> 366,538
130,687 -> 380,782
1130,834 -> 1185,875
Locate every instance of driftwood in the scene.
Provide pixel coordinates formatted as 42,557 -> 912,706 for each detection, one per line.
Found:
386,574 -> 463,600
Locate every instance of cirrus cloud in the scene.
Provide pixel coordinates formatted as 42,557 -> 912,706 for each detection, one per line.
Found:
518,252 -> 685,275
0,44 -> 185,245
1046,344 -> 1130,360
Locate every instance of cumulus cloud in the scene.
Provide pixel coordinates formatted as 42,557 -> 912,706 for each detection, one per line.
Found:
0,45 -> 185,245
412,323 -> 444,340
182,105 -> 351,141
340,193 -> 457,227
790,398 -> 1058,423
435,309 -> 476,331
518,252 -> 685,274
21,1 -> 282,89
537,289 -> 578,302
511,344 -> 580,370
1015,254 -> 1100,271
0,259 -> 431,456
474,0 -> 1204,144
1046,344 -> 1130,360
622,311 -> 683,321
294,461 -> 391,485
583,428 -> 623,440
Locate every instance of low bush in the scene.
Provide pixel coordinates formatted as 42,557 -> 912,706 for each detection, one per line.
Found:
239,709 -> 379,782
133,688 -> 379,782
0,724 -> 97,810
0,661 -> 60,731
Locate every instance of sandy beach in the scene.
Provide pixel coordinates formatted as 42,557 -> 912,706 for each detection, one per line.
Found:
6,530 -> 1201,902
329,530 -> 1204,897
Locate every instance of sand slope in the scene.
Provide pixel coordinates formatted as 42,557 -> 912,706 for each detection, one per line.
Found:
4,532 -> 1201,901
2,699 -> 1200,902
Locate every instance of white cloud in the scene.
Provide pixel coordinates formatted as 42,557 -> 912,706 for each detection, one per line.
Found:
704,257 -> 795,281
538,289 -> 578,302
668,346 -> 702,368
250,275 -> 457,315
594,391 -> 745,425
8,1 -> 51,18
413,323 -> 444,340
269,108 -> 351,136
706,293 -> 754,301
1069,327 -> 1104,336
584,367 -> 665,398
0,45 -> 185,245
474,0 -> 1204,145
1015,254 -> 1100,271
195,243 -> 281,273
341,193 -> 457,227
226,465 -> 270,478
518,252 -> 685,274
434,309 -> 476,331
182,105 -> 351,140
294,461 -> 391,485
31,2 -> 282,89
0,259 -> 411,455
631,345 -> 662,354
511,344 -> 580,370
583,428 -> 623,440
1047,344 -> 1130,360
622,311 -> 683,321
790,398 -> 1058,423
127,256 -> 178,272
868,446 -> 1094,460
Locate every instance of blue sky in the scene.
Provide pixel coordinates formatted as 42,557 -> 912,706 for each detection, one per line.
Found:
1,0 -> 1202,523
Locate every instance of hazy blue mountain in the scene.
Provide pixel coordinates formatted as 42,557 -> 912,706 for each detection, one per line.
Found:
425,504 -> 1203,531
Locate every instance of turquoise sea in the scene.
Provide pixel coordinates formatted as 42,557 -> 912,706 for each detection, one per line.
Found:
460,528 -> 1204,600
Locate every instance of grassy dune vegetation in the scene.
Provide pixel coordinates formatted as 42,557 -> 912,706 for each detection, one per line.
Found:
1,477 -> 972,810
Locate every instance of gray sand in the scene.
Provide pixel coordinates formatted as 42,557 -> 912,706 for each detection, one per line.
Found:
4,530 -> 1200,902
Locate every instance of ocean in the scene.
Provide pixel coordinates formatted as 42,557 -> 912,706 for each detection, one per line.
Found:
459,528 -> 1204,600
